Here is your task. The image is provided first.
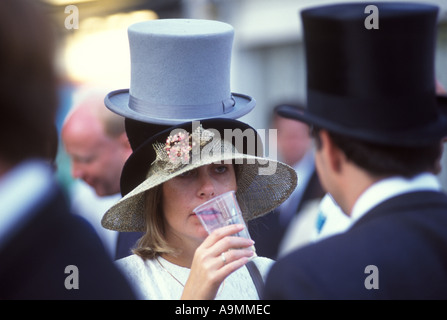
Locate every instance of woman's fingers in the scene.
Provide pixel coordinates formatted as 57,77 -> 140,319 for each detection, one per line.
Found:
195,226 -> 255,281
200,224 -> 255,268
182,224 -> 256,299
202,224 -> 254,250
210,236 -> 255,263
202,224 -> 245,246
218,247 -> 255,269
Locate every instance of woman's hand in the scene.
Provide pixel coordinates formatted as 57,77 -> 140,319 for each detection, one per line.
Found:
181,224 -> 255,300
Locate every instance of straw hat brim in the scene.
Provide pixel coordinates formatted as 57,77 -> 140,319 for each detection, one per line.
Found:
101,150 -> 297,232
119,118 -> 264,197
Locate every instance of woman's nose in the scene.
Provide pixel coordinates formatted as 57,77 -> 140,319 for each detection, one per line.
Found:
197,173 -> 216,199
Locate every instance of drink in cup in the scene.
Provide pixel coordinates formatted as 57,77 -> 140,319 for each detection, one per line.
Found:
193,190 -> 256,254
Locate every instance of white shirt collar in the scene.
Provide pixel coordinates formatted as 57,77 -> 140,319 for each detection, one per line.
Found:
350,172 -> 442,226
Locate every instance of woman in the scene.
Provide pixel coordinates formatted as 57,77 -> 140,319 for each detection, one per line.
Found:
102,119 -> 297,299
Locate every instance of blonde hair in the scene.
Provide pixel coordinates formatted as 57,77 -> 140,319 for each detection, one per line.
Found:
132,184 -> 179,260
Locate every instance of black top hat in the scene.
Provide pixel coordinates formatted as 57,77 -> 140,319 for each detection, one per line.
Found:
278,2 -> 447,146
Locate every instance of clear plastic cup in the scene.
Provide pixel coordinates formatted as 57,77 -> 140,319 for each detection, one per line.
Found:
193,190 -> 256,254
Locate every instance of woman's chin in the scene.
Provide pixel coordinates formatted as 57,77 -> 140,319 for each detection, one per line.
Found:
195,226 -> 209,239
189,215 -> 209,238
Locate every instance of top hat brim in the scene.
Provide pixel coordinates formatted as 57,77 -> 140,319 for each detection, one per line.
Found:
277,95 -> 447,146
105,89 -> 256,125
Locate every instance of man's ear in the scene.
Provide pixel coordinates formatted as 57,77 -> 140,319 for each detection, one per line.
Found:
318,130 -> 344,173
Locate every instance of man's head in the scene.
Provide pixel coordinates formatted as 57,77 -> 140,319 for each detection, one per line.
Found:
311,126 -> 443,193
62,93 -> 132,196
276,3 -> 447,213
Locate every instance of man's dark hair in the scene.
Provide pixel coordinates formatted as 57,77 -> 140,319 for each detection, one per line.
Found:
311,127 -> 442,178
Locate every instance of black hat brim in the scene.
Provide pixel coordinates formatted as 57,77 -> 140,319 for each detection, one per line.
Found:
277,95 -> 447,146
120,118 -> 263,196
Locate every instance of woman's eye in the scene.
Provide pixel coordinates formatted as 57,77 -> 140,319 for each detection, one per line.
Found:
179,169 -> 195,177
214,165 -> 228,174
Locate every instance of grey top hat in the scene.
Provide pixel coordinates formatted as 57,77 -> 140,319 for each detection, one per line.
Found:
105,19 -> 255,125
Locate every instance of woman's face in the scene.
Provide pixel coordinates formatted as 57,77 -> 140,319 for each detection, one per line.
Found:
162,163 -> 237,244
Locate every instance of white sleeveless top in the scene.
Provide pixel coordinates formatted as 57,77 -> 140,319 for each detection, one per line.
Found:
116,254 -> 274,300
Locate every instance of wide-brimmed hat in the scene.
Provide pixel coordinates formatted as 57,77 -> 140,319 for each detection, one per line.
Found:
105,19 -> 255,125
120,118 -> 263,196
101,119 -> 297,232
277,2 -> 447,146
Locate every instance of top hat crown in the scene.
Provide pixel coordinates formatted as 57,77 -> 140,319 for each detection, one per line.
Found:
277,2 -> 447,146
105,19 -> 255,125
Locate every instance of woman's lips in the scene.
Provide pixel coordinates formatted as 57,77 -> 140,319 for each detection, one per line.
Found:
195,208 -> 221,222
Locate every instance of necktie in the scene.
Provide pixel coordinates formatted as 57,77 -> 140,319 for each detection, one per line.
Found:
315,210 -> 327,234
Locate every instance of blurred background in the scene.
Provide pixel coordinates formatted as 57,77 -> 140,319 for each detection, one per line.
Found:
39,0 -> 447,192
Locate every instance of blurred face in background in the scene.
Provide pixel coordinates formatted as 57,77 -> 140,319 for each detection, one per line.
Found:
274,115 -> 312,167
62,104 -> 131,197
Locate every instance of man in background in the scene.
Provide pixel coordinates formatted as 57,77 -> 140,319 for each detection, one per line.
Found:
264,2 -> 447,299
249,103 -> 325,259
62,92 -> 143,259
